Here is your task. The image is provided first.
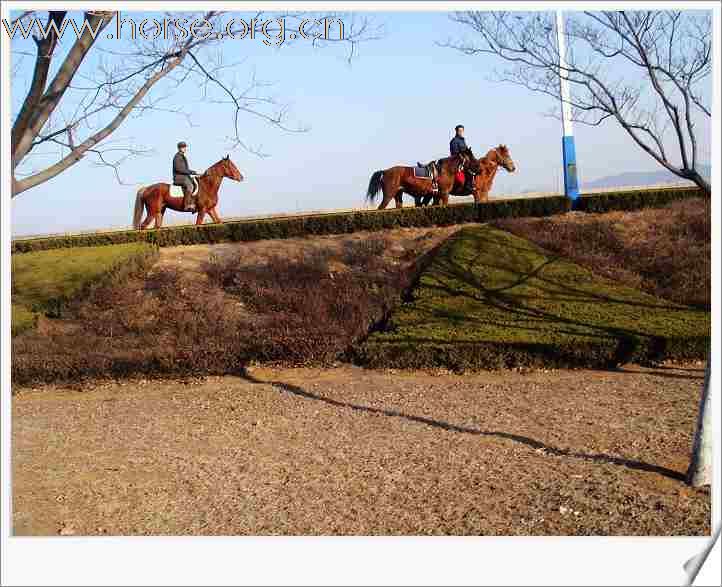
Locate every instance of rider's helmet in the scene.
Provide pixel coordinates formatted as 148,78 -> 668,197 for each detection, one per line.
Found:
177,141 -> 187,149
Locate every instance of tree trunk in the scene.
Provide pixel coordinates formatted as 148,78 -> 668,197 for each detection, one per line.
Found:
689,170 -> 711,198
11,11 -> 67,162
11,11 -> 112,167
686,360 -> 712,486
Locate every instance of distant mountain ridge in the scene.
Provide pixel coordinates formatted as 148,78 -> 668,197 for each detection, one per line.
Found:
582,164 -> 711,190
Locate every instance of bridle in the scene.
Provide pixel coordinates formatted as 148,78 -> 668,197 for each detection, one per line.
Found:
492,147 -> 514,171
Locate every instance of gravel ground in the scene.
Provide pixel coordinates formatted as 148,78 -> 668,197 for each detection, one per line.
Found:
12,363 -> 709,536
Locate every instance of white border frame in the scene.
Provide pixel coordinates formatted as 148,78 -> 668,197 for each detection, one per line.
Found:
2,2 -> 720,586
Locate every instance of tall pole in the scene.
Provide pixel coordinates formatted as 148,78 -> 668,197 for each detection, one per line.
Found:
556,11 -> 580,202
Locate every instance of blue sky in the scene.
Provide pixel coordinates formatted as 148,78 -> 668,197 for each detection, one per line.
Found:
10,10 -> 712,235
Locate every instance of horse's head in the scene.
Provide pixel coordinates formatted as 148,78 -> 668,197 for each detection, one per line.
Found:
204,155 -> 244,182
495,145 -> 516,172
220,155 -> 244,182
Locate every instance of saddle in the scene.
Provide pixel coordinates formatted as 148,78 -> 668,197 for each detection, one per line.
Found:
170,175 -> 199,198
414,160 -> 440,192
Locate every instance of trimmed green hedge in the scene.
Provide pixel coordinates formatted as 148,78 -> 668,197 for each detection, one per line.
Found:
575,185 -> 704,213
11,186 -> 704,254
354,225 -> 710,371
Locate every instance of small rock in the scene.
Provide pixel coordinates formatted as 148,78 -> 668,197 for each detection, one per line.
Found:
59,525 -> 76,536
559,506 -> 570,515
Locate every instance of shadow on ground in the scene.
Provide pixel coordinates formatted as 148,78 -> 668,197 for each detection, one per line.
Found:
239,367 -> 688,483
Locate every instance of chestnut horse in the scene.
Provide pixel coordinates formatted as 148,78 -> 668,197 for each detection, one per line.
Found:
422,144 -> 517,206
366,149 -> 480,210
132,155 -> 243,230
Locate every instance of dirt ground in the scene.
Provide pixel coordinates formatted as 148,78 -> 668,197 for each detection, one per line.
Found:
12,362 -> 709,536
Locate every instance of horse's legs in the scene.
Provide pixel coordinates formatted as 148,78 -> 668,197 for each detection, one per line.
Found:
394,190 -> 403,209
139,199 -> 156,230
154,211 -> 163,229
209,207 -> 222,223
377,172 -> 399,210
377,188 -> 394,209
377,195 -> 392,210
196,209 -> 206,225
440,193 -> 450,206
139,203 -> 154,230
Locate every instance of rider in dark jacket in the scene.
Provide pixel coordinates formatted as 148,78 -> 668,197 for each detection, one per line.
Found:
173,141 -> 198,211
449,125 -> 468,156
450,125 -> 474,195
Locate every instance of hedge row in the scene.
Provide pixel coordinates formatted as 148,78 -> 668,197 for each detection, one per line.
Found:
574,185 -> 705,213
11,186 -> 705,254
354,335 -> 710,372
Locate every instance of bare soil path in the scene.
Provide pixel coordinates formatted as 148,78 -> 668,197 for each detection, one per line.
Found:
12,363 -> 709,536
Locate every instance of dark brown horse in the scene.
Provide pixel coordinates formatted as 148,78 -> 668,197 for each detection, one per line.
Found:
132,156 -> 243,230
422,145 -> 517,206
366,149 -> 480,210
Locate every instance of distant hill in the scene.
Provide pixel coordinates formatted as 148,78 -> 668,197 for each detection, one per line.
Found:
582,164 -> 711,190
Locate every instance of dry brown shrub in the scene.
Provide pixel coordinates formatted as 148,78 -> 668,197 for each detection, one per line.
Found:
494,198 -> 710,309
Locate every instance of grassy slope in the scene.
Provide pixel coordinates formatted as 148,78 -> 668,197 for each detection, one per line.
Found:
493,198 -> 710,309
357,226 -> 709,370
11,243 -> 158,335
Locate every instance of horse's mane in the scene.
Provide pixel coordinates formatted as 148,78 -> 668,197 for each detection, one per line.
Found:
443,147 -> 475,164
202,158 -> 228,178
456,147 -> 475,159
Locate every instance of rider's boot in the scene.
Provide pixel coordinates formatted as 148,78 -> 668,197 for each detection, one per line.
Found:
182,187 -> 196,212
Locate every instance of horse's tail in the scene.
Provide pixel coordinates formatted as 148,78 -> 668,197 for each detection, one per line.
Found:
132,186 -> 146,230
366,170 -> 384,203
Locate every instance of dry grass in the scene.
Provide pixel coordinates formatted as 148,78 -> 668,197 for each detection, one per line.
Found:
493,198 -> 710,309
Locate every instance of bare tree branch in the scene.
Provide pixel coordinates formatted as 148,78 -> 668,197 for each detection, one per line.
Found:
11,10 -> 381,196
445,10 -> 711,195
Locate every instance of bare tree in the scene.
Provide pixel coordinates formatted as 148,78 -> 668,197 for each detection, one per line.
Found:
445,10 -> 711,196
9,10 -> 381,197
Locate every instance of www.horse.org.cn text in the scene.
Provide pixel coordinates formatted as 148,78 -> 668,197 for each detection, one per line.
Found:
2,13 -> 346,46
